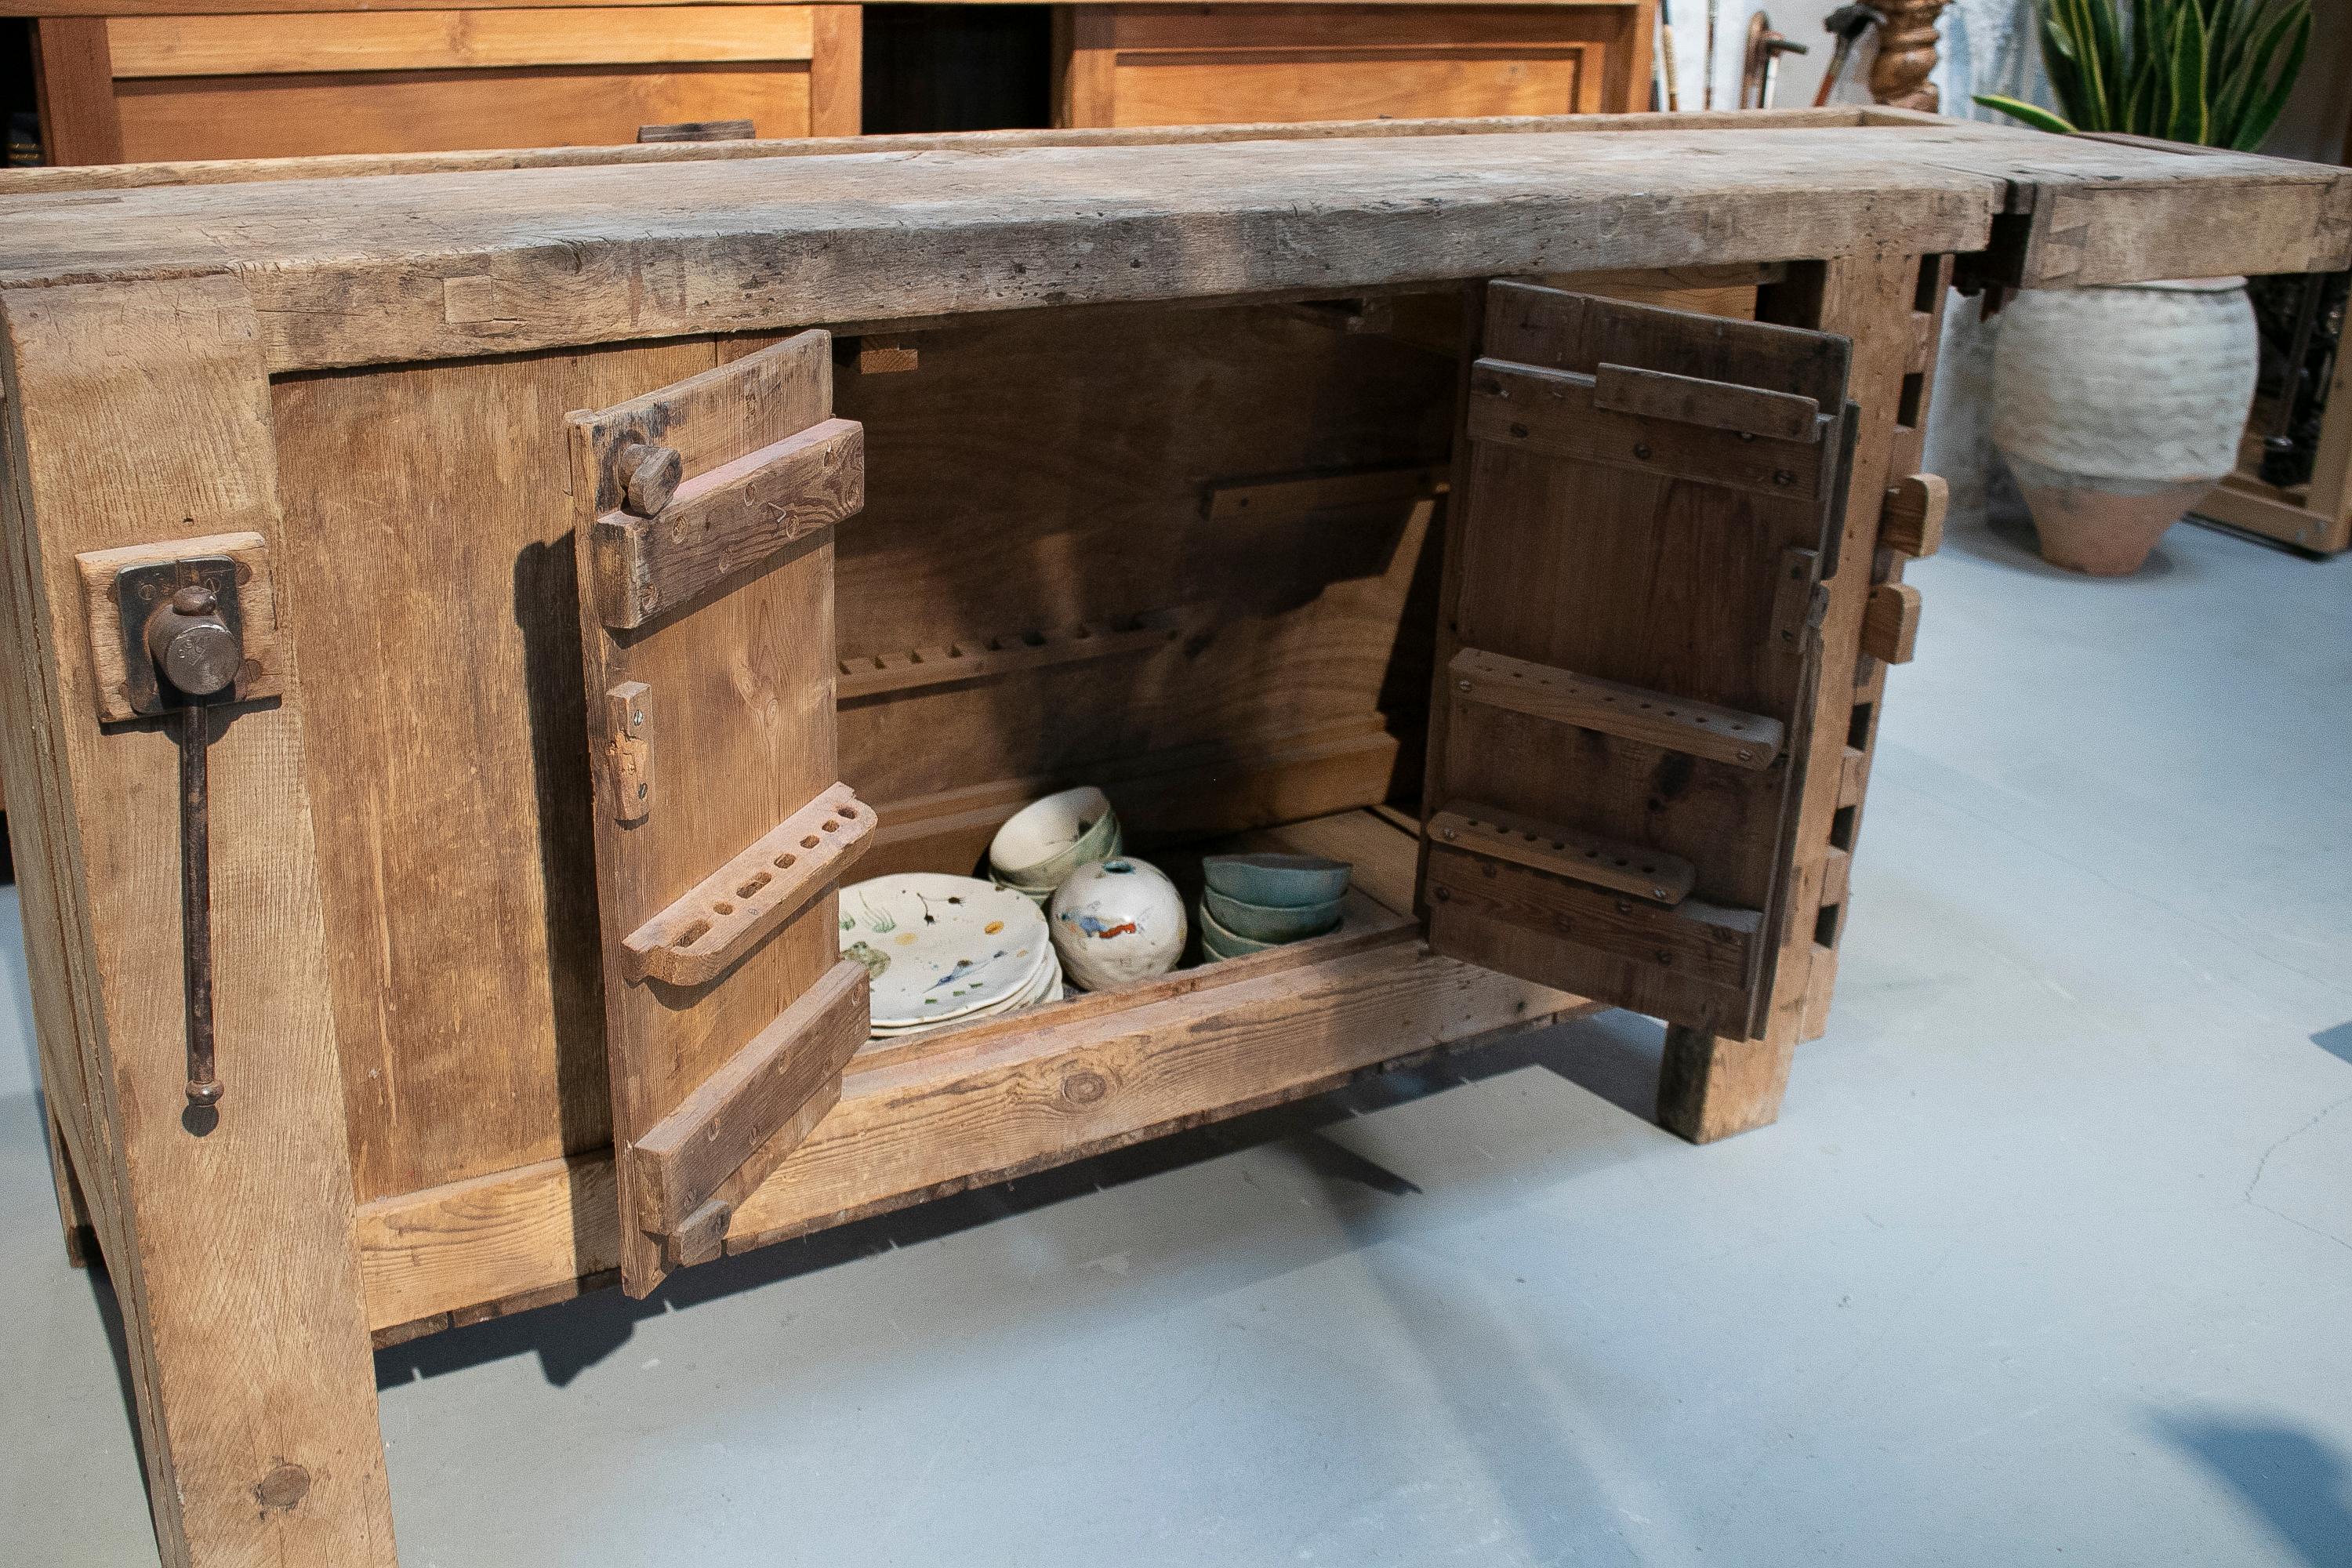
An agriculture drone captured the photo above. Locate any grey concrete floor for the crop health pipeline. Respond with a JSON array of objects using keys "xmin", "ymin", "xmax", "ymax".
[{"xmin": 4, "ymin": 509, "xmax": 2350, "ymax": 1567}]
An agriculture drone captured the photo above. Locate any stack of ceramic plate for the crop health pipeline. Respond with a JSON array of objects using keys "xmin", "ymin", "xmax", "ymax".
[
  {"xmin": 987, "ymin": 785, "xmax": 1123, "ymax": 904},
  {"xmin": 840, "ymin": 873, "xmax": 1060, "ymax": 1039},
  {"xmin": 1198, "ymin": 853, "xmax": 1352, "ymax": 960}
]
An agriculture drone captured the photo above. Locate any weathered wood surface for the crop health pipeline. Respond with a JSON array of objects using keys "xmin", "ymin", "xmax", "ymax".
[
  {"xmin": 0, "ymin": 277, "xmax": 397, "ymax": 1563},
  {"xmin": 569, "ymin": 329, "xmax": 854, "ymax": 1298},
  {"xmin": 6, "ymin": 116, "xmax": 2341, "ymax": 374},
  {"xmin": 358, "ymin": 927, "xmax": 1590, "ymax": 1334}
]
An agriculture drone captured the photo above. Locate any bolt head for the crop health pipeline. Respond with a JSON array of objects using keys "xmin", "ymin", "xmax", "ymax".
[
  {"xmin": 171, "ymin": 585, "xmax": 217, "ymax": 615},
  {"xmin": 160, "ymin": 622, "xmax": 242, "ymax": 697}
]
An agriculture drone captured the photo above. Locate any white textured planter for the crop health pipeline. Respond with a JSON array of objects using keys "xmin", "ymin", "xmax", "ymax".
[{"xmin": 1991, "ymin": 278, "xmax": 2259, "ymax": 575}]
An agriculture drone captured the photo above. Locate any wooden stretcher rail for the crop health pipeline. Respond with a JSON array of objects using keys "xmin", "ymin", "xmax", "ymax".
[
  {"xmin": 1425, "ymin": 803, "xmax": 1694, "ymax": 906},
  {"xmin": 619, "ymin": 782, "xmax": 871, "ymax": 985},
  {"xmin": 1448, "ymin": 647, "xmax": 1784, "ymax": 768},
  {"xmin": 838, "ymin": 606, "xmax": 1196, "ymax": 702}
]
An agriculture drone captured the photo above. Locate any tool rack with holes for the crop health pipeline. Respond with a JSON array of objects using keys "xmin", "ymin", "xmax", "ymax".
[{"xmin": 1, "ymin": 109, "xmax": 2345, "ymax": 1568}]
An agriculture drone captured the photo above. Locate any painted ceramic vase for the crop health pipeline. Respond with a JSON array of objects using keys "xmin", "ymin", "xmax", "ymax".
[{"xmin": 1048, "ymin": 857, "xmax": 1186, "ymax": 992}]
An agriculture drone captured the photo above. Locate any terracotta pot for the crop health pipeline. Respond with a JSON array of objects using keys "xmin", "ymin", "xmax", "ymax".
[{"xmin": 1991, "ymin": 278, "xmax": 2258, "ymax": 576}]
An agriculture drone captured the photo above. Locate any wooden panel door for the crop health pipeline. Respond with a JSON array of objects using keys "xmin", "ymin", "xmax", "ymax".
[
  {"xmin": 1421, "ymin": 281, "xmax": 1857, "ymax": 1044},
  {"xmin": 571, "ymin": 331, "xmax": 873, "ymax": 1298}
]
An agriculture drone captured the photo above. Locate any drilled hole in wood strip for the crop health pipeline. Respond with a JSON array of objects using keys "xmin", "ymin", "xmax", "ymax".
[
  {"xmin": 800, "ymin": 834, "xmax": 820, "ymax": 849},
  {"xmin": 822, "ymin": 819, "xmax": 839, "ymax": 832},
  {"xmin": 775, "ymin": 852, "xmax": 798, "ymax": 869},
  {"xmin": 713, "ymin": 901, "xmax": 734, "ymax": 915},
  {"xmin": 838, "ymin": 804, "xmax": 858, "ymax": 818},
  {"xmin": 671, "ymin": 920, "xmax": 710, "ymax": 949},
  {"xmin": 736, "ymin": 873, "xmax": 771, "ymax": 899}
]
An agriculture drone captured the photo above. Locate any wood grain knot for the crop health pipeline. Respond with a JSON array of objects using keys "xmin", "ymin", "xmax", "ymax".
[
  {"xmin": 254, "ymin": 1462, "xmax": 310, "ymax": 1512},
  {"xmin": 1062, "ymin": 1070, "xmax": 1109, "ymax": 1105}
]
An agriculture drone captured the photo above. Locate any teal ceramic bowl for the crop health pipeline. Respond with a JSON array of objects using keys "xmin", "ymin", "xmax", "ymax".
[
  {"xmin": 1197, "ymin": 902, "xmax": 1278, "ymax": 959},
  {"xmin": 1202, "ymin": 852, "xmax": 1352, "ymax": 908},
  {"xmin": 1202, "ymin": 887, "xmax": 1344, "ymax": 943}
]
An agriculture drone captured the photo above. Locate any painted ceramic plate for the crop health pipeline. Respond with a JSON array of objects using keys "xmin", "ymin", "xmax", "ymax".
[
  {"xmin": 866, "ymin": 942, "xmax": 1063, "ymax": 1037},
  {"xmin": 840, "ymin": 873, "xmax": 1049, "ymax": 1028}
]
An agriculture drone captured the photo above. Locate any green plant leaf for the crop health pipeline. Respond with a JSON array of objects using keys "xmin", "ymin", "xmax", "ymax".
[
  {"xmin": 2213, "ymin": 1, "xmax": 2304, "ymax": 146},
  {"xmin": 2082, "ymin": 0, "xmax": 2127, "ymax": 128},
  {"xmin": 2168, "ymin": 1, "xmax": 2210, "ymax": 143},
  {"xmin": 2232, "ymin": 9, "xmax": 2310, "ymax": 150},
  {"xmin": 1973, "ymin": 93, "xmax": 2082, "ymax": 136}
]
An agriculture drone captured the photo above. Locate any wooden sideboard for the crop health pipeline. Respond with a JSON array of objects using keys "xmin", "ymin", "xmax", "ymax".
[{"xmin": 16, "ymin": 0, "xmax": 1657, "ymax": 164}]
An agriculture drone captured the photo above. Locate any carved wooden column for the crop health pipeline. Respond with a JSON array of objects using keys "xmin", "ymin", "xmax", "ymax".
[{"xmin": 1871, "ymin": 0, "xmax": 1947, "ymax": 111}]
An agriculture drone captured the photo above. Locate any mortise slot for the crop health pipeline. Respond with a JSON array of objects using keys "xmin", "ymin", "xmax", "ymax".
[
  {"xmin": 1914, "ymin": 254, "xmax": 1944, "ymax": 314},
  {"xmin": 1426, "ymin": 804, "xmax": 1697, "ymax": 905},
  {"xmin": 622, "ymin": 782, "xmax": 875, "ymax": 987},
  {"xmin": 1831, "ymin": 804, "xmax": 1857, "ymax": 851},
  {"xmin": 1896, "ymin": 372, "xmax": 1925, "ymax": 430},
  {"xmin": 1814, "ymin": 901, "xmax": 1843, "ymax": 949},
  {"xmin": 1846, "ymin": 701, "xmax": 1875, "ymax": 751},
  {"xmin": 1450, "ymin": 647, "xmax": 1783, "ymax": 769}
]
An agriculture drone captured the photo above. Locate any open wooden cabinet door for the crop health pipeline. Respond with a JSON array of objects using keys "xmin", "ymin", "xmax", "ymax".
[
  {"xmin": 571, "ymin": 332, "xmax": 873, "ymax": 1298},
  {"xmin": 1421, "ymin": 282, "xmax": 1857, "ymax": 1044}
]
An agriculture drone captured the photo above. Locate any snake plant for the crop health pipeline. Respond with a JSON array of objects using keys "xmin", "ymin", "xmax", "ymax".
[{"xmin": 1975, "ymin": 0, "xmax": 2311, "ymax": 151}]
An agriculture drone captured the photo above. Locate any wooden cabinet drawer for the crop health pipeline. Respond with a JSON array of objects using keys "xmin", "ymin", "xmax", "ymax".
[{"xmin": 1058, "ymin": 2, "xmax": 1651, "ymax": 128}]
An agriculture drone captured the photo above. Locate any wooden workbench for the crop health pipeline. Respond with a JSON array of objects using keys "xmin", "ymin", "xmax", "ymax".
[{"xmin": 2, "ymin": 110, "xmax": 2344, "ymax": 1567}]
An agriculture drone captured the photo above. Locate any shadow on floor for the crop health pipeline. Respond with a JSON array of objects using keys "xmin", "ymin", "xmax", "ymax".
[
  {"xmin": 2313, "ymin": 1022, "xmax": 2352, "ymax": 1069},
  {"xmin": 373, "ymin": 1009, "xmax": 1669, "ymax": 1391},
  {"xmin": 2154, "ymin": 1410, "xmax": 2352, "ymax": 1567}
]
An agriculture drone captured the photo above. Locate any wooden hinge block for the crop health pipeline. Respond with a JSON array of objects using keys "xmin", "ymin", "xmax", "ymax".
[
  {"xmin": 839, "ymin": 336, "xmax": 920, "ymax": 375},
  {"xmin": 1860, "ymin": 582, "xmax": 1923, "ymax": 665},
  {"xmin": 621, "ymin": 782, "xmax": 873, "ymax": 986},
  {"xmin": 633, "ymin": 958, "xmax": 867, "ymax": 1241},
  {"xmin": 1592, "ymin": 361, "xmax": 1822, "ymax": 442},
  {"xmin": 1879, "ymin": 474, "xmax": 1947, "ymax": 559},
  {"xmin": 1836, "ymin": 745, "xmax": 1868, "ymax": 808},
  {"xmin": 590, "ymin": 416, "xmax": 863, "ymax": 629},
  {"xmin": 1766, "ymin": 546, "xmax": 1826, "ymax": 656},
  {"xmin": 604, "ymin": 681, "xmax": 652, "ymax": 822},
  {"xmin": 1818, "ymin": 844, "xmax": 1852, "ymax": 910},
  {"xmin": 1450, "ymin": 647, "xmax": 1784, "ymax": 770},
  {"xmin": 1426, "ymin": 804, "xmax": 1695, "ymax": 905}
]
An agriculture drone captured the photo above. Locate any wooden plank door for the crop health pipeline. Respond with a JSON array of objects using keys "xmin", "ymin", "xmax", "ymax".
[
  {"xmin": 1421, "ymin": 281, "xmax": 1857, "ymax": 1044},
  {"xmin": 571, "ymin": 331, "xmax": 873, "ymax": 1298}
]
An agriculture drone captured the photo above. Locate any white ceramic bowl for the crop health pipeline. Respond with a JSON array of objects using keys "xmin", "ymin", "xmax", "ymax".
[
  {"xmin": 1048, "ymin": 857, "xmax": 1186, "ymax": 992},
  {"xmin": 989, "ymin": 786, "xmax": 1120, "ymax": 893}
]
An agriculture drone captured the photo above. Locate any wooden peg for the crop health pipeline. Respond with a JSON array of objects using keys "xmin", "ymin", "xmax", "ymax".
[
  {"xmin": 1860, "ymin": 582, "xmax": 1922, "ymax": 664},
  {"xmin": 1879, "ymin": 474, "xmax": 1947, "ymax": 558}
]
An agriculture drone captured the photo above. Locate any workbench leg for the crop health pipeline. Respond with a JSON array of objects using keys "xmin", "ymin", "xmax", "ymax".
[
  {"xmin": 42, "ymin": 1099, "xmax": 97, "ymax": 1268},
  {"xmin": 1654, "ymin": 250, "xmax": 1947, "ymax": 1143},
  {"xmin": 0, "ymin": 279, "xmax": 397, "ymax": 1566}
]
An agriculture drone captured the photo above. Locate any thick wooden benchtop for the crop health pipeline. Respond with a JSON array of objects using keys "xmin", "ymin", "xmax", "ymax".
[{"xmin": 2, "ymin": 109, "xmax": 2347, "ymax": 373}]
